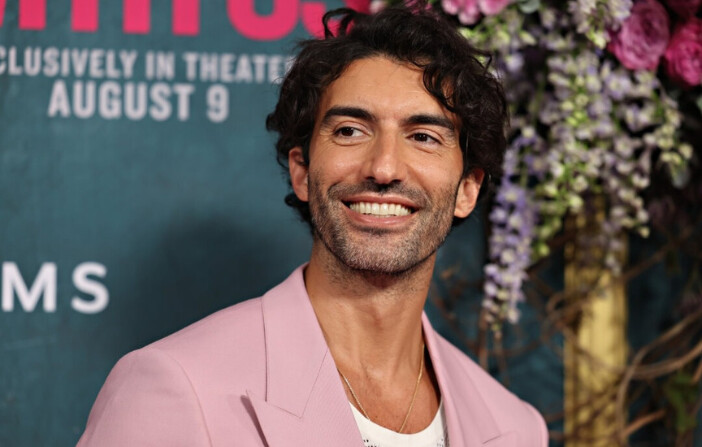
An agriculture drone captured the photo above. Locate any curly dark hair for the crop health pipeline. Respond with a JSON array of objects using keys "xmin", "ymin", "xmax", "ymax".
[{"xmin": 266, "ymin": 3, "xmax": 508, "ymax": 226}]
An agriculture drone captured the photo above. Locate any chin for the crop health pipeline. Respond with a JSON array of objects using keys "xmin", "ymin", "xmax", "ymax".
[{"xmin": 331, "ymin": 246, "xmax": 435, "ymax": 277}]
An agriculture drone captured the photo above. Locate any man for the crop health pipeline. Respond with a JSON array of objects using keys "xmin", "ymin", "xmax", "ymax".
[{"xmin": 78, "ymin": 5, "xmax": 547, "ymax": 447}]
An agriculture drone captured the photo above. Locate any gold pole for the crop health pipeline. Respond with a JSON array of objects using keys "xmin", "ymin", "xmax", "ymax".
[{"xmin": 564, "ymin": 200, "xmax": 628, "ymax": 447}]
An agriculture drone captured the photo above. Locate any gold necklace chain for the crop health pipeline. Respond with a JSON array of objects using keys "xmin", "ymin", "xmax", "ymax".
[{"xmin": 338, "ymin": 342, "xmax": 425, "ymax": 434}]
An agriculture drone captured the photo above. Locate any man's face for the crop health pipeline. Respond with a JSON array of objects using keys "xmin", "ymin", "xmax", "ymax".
[{"xmin": 289, "ymin": 56, "xmax": 482, "ymax": 275}]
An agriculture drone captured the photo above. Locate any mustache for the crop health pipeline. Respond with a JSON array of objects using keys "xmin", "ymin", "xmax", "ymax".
[{"xmin": 327, "ymin": 180, "xmax": 430, "ymax": 207}]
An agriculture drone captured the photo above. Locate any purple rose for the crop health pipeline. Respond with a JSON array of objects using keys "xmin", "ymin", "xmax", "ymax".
[
  {"xmin": 608, "ymin": 0, "xmax": 670, "ymax": 71},
  {"xmin": 664, "ymin": 18, "xmax": 702, "ymax": 87},
  {"xmin": 665, "ymin": 0, "xmax": 701, "ymax": 19}
]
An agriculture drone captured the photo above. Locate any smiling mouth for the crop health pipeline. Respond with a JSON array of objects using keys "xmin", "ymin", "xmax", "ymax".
[{"xmin": 346, "ymin": 201, "xmax": 415, "ymax": 217}]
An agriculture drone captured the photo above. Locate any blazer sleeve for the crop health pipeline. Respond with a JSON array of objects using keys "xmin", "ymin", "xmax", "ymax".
[{"xmin": 76, "ymin": 347, "xmax": 212, "ymax": 447}]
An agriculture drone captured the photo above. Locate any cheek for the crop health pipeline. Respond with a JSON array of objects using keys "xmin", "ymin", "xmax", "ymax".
[
  {"xmin": 411, "ymin": 157, "xmax": 463, "ymax": 192},
  {"xmin": 312, "ymin": 149, "xmax": 365, "ymax": 182}
]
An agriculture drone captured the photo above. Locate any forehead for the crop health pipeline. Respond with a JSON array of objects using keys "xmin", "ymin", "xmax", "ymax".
[{"xmin": 316, "ymin": 56, "xmax": 455, "ymax": 123}]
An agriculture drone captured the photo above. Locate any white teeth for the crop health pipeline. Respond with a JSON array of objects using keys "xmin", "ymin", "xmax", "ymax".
[{"xmin": 349, "ymin": 201, "xmax": 412, "ymax": 216}]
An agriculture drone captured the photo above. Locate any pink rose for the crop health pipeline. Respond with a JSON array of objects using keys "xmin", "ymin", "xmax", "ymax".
[
  {"xmin": 608, "ymin": 0, "xmax": 670, "ymax": 71},
  {"xmin": 664, "ymin": 0, "xmax": 701, "ymax": 19},
  {"xmin": 675, "ymin": 16, "xmax": 702, "ymax": 41},
  {"xmin": 442, "ymin": 0, "xmax": 480, "ymax": 24},
  {"xmin": 664, "ymin": 18, "xmax": 702, "ymax": 87},
  {"xmin": 441, "ymin": 0, "xmax": 509, "ymax": 25},
  {"xmin": 479, "ymin": 0, "xmax": 510, "ymax": 15}
]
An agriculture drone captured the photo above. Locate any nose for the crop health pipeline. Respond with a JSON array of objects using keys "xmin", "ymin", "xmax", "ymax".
[{"xmin": 362, "ymin": 132, "xmax": 407, "ymax": 185}]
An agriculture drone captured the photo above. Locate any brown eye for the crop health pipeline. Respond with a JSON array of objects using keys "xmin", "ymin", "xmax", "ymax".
[
  {"xmin": 336, "ymin": 127, "xmax": 359, "ymax": 137},
  {"xmin": 412, "ymin": 133, "xmax": 437, "ymax": 143}
]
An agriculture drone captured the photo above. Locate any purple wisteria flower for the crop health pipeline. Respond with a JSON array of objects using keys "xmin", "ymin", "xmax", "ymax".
[{"xmin": 483, "ymin": 145, "xmax": 536, "ymax": 326}]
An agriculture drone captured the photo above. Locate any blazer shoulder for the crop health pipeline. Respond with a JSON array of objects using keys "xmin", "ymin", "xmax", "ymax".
[
  {"xmin": 146, "ymin": 296, "xmax": 267, "ymax": 385},
  {"xmin": 77, "ymin": 347, "xmax": 213, "ymax": 446},
  {"xmin": 432, "ymin": 332, "xmax": 519, "ymax": 403},
  {"xmin": 79, "ymin": 297, "xmax": 269, "ymax": 446},
  {"xmin": 148, "ymin": 297, "xmax": 264, "ymax": 354},
  {"xmin": 432, "ymin": 332, "xmax": 548, "ymax": 446}
]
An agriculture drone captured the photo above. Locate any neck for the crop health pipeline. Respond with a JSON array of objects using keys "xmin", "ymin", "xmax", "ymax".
[{"xmin": 304, "ymin": 240, "xmax": 435, "ymax": 378}]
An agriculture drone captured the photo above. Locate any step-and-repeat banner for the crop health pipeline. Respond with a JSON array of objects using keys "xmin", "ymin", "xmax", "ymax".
[
  {"xmin": 0, "ymin": 2, "xmax": 555, "ymax": 445},
  {"xmin": 0, "ymin": 1, "xmax": 352, "ymax": 444}
]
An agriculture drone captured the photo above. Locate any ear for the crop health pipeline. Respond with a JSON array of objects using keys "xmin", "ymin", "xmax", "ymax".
[
  {"xmin": 454, "ymin": 168, "xmax": 485, "ymax": 218},
  {"xmin": 289, "ymin": 147, "xmax": 309, "ymax": 202}
]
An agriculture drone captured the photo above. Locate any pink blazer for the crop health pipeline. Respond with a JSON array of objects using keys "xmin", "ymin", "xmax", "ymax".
[{"xmin": 77, "ymin": 266, "xmax": 548, "ymax": 446}]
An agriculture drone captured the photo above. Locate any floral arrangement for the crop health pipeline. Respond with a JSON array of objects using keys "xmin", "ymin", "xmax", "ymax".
[{"xmin": 374, "ymin": 0, "xmax": 700, "ymax": 331}]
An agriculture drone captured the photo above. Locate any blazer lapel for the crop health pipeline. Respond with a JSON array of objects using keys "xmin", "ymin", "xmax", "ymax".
[
  {"xmin": 422, "ymin": 314, "xmax": 515, "ymax": 447},
  {"xmin": 247, "ymin": 267, "xmax": 362, "ymax": 447}
]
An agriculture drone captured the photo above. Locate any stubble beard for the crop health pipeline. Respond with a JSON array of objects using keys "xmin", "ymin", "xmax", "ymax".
[{"xmin": 308, "ymin": 176, "xmax": 459, "ymax": 277}]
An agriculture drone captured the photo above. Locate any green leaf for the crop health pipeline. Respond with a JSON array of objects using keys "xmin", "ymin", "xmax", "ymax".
[
  {"xmin": 696, "ymin": 95, "xmax": 702, "ymax": 115},
  {"xmin": 663, "ymin": 372, "xmax": 701, "ymax": 434},
  {"xmin": 518, "ymin": 0, "xmax": 540, "ymax": 14}
]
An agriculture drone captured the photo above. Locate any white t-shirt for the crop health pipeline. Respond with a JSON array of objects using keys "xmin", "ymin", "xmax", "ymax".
[{"xmin": 350, "ymin": 401, "xmax": 449, "ymax": 447}]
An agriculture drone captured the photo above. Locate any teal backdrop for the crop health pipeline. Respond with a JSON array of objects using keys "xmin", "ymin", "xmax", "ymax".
[{"xmin": 0, "ymin": 1, "xmax": 563, "ymax": 446}]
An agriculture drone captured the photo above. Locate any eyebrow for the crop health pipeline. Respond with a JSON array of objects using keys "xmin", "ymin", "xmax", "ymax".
[
  {"xmin": 403, "ymin": 114, "xmax": 455, "ymax": 132},
  {"xmin": 321, "ymin": 106, "xmax": 376, "ymax": 126},
  {"xmin": 321, "ymin": 106, "xmax": 455, "ymax": 132}
]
